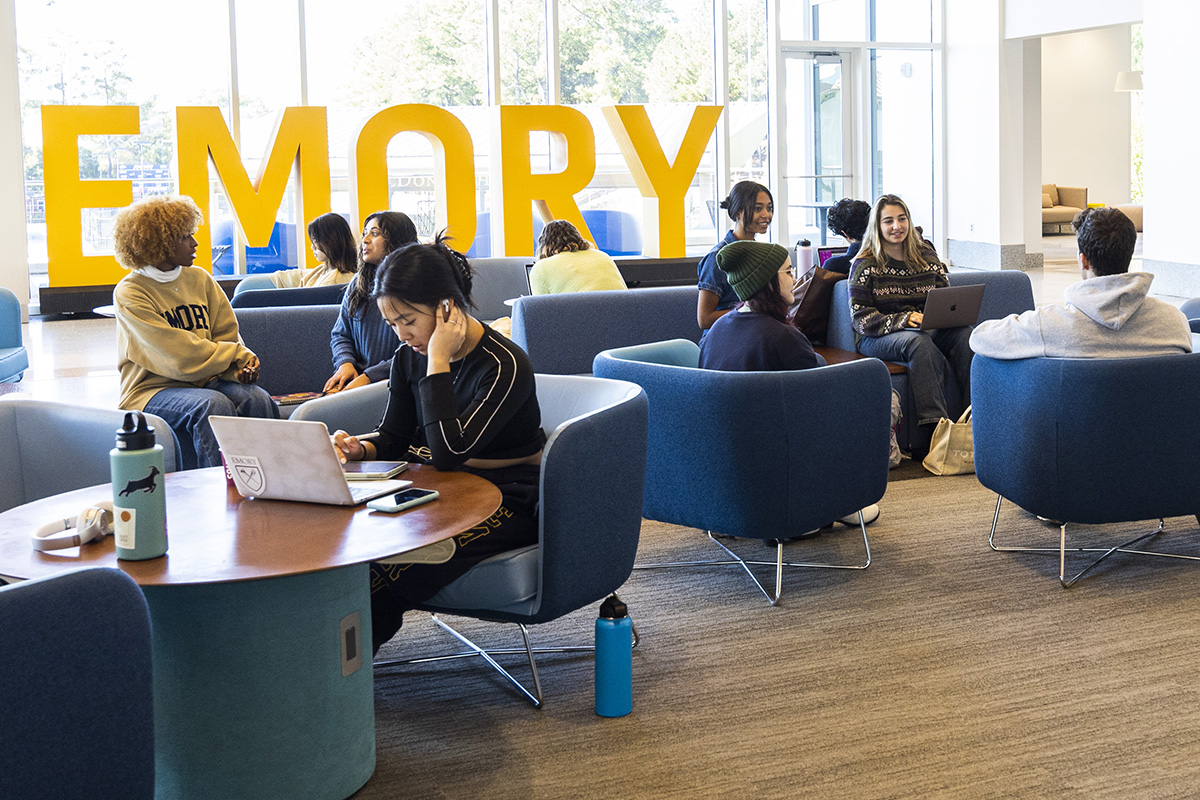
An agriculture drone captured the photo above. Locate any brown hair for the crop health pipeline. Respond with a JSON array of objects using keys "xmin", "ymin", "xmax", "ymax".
[{"xmin": 537, "ymin": 219, "xmax": 592, "ymax": 260}]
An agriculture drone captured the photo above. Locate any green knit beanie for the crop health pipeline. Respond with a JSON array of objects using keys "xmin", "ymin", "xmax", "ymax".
[{"xmin": 717, "ymin": 241, "xmax": 790, "ymax": 302}]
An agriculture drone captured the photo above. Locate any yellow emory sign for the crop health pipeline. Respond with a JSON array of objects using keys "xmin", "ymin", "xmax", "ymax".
[{"xmin": 41, "ymin": 103, "xmax": 723, "ymax": 287}]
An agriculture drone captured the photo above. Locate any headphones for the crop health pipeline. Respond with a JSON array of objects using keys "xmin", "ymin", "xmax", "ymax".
[{"xmin": 31, "ymin": 502, "xmax": 116, "ymax": 552}]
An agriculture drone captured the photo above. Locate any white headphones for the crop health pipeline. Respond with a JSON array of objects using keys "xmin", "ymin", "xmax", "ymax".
[{"xmin": 31, "ymin": 501, "xmax": 116, "ymax": 552}]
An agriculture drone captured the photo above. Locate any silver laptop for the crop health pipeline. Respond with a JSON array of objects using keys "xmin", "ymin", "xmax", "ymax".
[
  {"xmin": 208, "ymin": 416, "xmax": 410, "ymax": 506},
  {"xmin": 920, "ymin": 284, "xmax": 985, "ymax": 330}
]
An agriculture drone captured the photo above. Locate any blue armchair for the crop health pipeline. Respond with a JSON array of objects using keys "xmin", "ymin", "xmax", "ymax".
[
  {"xmin": 229, "ymin": 282, "xmax": 349, "ymax": 307},
  {"xmin": 0, "ymin": 286, "xmax": 29, "ymax": 383},
  {"xmin": 973, "ymin": 353, "xmax": 1200, "ymax": 587},
  {"xmin": 593, "ymin": 339, "xmax": 891, "ymax": 604},
  {"xmin": 0, "ymin": 567, "xmax": 154, "ymax": 799},
  {"xmin": 375, "ymin": 374, "xmax": 648, "ymax": 706},
  {"xmin": 0, "ymin": 398, "xmax": 181, "ymax": 511}
]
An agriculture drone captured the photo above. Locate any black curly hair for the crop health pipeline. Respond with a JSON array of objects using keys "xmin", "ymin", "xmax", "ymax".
[{"xmin": 826, "ymin": 198, "xmax": 871, "ymax": 241}]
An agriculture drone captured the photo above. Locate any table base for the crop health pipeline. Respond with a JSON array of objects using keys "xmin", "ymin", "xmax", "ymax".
[{"xmin": 143, "ymin": 565, "xmax": 375, "ymax": 800}]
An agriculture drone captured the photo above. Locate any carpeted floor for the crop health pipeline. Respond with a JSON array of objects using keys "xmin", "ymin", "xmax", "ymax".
[{"xmin": 357, "ymin": 471, "xmax": 1200, "ymax": 799}]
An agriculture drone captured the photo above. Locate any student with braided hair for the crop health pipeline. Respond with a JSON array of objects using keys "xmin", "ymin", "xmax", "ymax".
[{"xmin": 332, "ymin": 234, "xmax": 545, "ymax": 653}]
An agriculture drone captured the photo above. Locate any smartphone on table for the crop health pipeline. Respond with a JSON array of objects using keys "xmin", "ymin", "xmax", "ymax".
[{"xmin": 367, "ymin": 488, "xmax": 440, "ymax": 513}]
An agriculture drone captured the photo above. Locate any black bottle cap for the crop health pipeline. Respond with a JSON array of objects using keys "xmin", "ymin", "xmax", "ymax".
[
  {"xmin": 798, "ymin": 239, "xmax": 811, "ymax": 247},
  {"xmin": 115, "ymin": 411, "xmax": 156, "ymax": 451},
  {"xmin": 599, "ymin": 593, "xmax": 628, "ymax": 619}
]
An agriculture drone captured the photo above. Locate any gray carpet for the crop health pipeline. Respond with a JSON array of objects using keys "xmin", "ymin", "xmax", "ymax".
[{"xmin": 358, "ymin": 472, "xmax": 1200, "ymax": 799}]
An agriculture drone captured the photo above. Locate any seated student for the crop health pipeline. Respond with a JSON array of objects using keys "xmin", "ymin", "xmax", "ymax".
[
  {"xmin": 699, "ymin": 241, "xmax": 820, "ymax": 372},
  {"xmin": 325, "ymin": 211, "xmax": 419, "ymax": 393},
  {"xmin": 972, "ymin": 207, "xmax": 1191, "ymax": 358},
  {"xmin": 850, "ymin": 194, "xmax": 972, "ymax": 459},
  {"xmin": 269, "ymin": 213, "xmax": 358, "ymax": 289},
  {"xmin": 528, "ymin": 219, "xmax": 626, "ymax": 294},
  {"xmin": 331, "ymin": 236, "xmax": 544, "ymax": 654},
  {"xmin": 822, "ymin": 198, "xmax": 871, "ymax": 275},
  {"xmin": 697, "ymin": 180, "xmax": 774, "ymax": 342},
  {"xmin": 112, "ymin": 195, "xmax": 279, "ymax": 470},
  {"xmin": 699, "ymin": 240, "xmax": 879, "ymax": 526}
]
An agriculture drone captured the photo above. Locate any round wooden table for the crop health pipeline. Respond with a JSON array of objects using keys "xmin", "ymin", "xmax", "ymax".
[{"xmin": 0, "ymin": 465, "xmax": 501, "ymax": 800}]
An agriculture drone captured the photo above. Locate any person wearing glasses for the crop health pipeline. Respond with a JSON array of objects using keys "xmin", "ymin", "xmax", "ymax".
[{"xmin": 698, "ymin": 240, "xmax": 819, "ymax": 372}]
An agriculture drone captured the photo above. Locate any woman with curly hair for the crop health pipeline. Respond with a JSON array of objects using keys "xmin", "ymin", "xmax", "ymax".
[
  {"xmin": 527, "ymin": 219, "xmax": 625, "ymax": 294},
  {"xmin": 269, "ymin": 212, "xmax": 358, "ymax": 288},
  {"xmin": 332, "ymin": 235, "xmax": 544, "ymax": 653},
  {"xmin": 324, "ymin": 211, "xmax": 418, "ymax": 393},
  {"xmin": 849, "ymin": 194, "xmax": 972, "ymax": 458},
  {"xmin": 112, "ymin": 195, "xmax": 278, "ymax": 469}
]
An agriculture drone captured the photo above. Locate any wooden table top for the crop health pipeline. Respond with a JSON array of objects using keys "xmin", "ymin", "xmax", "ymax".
[
  {"xmin": 0, "ymin": 466, "xmax": 500, "ymax": 586},
  {"xmin": 814, "ymin": 345, "xmax": 908, "ymax": 375}
]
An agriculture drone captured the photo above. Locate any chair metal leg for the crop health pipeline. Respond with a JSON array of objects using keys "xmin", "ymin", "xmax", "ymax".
[
  {"xmin": 374, "ymin": 613, "xmax": 640, "ymax": 707},
  {"xmin": 988, "ymin": 494, "xmax": 1189, "ymax": 587},
  {"xmin": 634, "ymin": 513, "xmax": 871, "ymax": 605}
]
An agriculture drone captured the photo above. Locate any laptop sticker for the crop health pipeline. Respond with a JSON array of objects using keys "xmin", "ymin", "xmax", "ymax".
[{"xmin": 225, "ymin": 454, "xmax": 266, "ymax": 494}]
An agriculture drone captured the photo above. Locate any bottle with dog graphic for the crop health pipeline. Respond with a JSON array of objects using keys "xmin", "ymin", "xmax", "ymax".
[{"xmin": 111, "ymin": 411, "xmax": 168, "ymax": 560}]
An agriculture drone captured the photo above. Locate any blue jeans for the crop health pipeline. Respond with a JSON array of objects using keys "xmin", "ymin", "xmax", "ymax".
[
  {"xmin": 857, "ymin": 326, "xmax": 974, "ymax": 426},
  {"xmin": 144, "ymin": 379, "xmax": 279, "ymax": 470}
]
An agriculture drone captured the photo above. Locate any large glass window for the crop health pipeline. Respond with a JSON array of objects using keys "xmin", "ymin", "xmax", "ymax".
[
  {"xmin": 16, "ymin": 0, "xmax": 228, "ymax": 296},
  {"xmin": 13, "ymin": 0, "xmax": 940, "ymax": 293}
]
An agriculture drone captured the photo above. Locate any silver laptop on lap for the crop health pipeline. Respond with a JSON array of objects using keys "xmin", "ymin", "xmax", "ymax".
[
  {"xmin": 920, "ymin": 284, "xmax": 986, "ymax": 330},
  {"xmin": 208, "ymin": 416, "xmax": 410, "ymax": 506}
]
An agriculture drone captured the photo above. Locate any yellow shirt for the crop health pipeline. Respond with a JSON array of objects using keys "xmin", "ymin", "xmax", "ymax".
[
  {"xmin": 269, "ymin": 265, "xmax": 356, "ymax": 289},
  {"xmin": 528, "ymin": 248, "xmax": 626, "ymax": 295}
]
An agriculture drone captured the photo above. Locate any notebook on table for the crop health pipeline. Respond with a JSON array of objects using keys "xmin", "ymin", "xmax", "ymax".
[
  {"xmin": 920, "ymin": 284, "xmax": 986, "ymax": 330},
  {"xmin": 208, "ymin": 416, "xmax": 411, "ymax": 506}
]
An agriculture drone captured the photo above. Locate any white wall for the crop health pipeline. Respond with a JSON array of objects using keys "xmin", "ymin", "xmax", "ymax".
[
  {"xmin": 944, "ymin": 0, "xmax": 1002, "ymax": 244},
  {"xmin": 1041, "ymin": 26, "xmax": 1133, "ymax": 208},
  {"xmin": 1141, "ymin": 0, "xmax": 1193, "ymax": 276},
  {"xmin": 1006, "ymin": 0, "xmax": 1141, "ymax": 40},
  {"xmin": 0, "ymin": 0, "xmax": 29, "ymax": 311}
]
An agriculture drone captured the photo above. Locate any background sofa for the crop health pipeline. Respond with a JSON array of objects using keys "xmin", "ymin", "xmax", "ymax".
[
  {"xmin": 1042, "ymin": 184, "xmax": 1087, "ymax": 234},
  {"xmin": 234, "ymin": 304, "xmax": 340, "ymax": 397}
]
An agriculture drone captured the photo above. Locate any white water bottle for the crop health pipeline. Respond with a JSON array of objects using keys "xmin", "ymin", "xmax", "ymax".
[{"xmin": 795, "ymin": 239, "xmax": 814, "ymax": 275}]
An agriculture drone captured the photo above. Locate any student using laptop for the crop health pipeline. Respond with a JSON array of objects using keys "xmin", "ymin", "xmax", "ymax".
[
  {"xmin": 332, "ymin": 236, "xmax": 544, "ymax": 655},
  {"xmin": 849, "ymin": 194, "xmax": 973, "ymax": 459},
  {"xmin": 822, "ymin": 198, "xmax": 871, "ymax": 275}
]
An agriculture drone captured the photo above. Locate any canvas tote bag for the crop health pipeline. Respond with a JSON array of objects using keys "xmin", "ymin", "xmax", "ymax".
[{"xmin": 921, "ymin": 406, "xmax": 974, "ymax": 475}]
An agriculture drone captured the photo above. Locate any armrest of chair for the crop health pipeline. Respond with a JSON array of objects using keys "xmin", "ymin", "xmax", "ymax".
[
  {"xmin": 1057, "ymin": 186, "xmax": 1087, "ymax": 209},
  {"xmin": 289, "ymin": 380, "xmax": 390, "ymax": 436}
]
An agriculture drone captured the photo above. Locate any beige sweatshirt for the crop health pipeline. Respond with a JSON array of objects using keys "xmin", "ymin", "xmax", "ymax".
[{"xmin": 115, "ymin": 267, "xmax": 257, "ymax": 410}]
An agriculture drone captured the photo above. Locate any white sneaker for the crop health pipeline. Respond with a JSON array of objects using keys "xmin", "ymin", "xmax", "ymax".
[{"xmin": 838, "ymin": 504, "xmax": 880, "ymax": 526}]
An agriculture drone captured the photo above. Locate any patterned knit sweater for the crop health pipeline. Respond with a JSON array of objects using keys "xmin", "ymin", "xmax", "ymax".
[{"xmin": 848, "ymin": 251, "xmax": 949, "ymax": 341}]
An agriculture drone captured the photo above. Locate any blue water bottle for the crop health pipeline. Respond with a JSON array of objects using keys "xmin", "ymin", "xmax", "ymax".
[
  {"xmin": 595, "ymin": 594, "xmax": 633, "ymax": 717},
  {"xmin": 110, "ymin": 411, "xmax": 168, "ymax": 561}
]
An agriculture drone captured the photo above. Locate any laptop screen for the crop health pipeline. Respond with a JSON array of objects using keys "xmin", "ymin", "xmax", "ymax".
[
  {"xmin": 817, "ymin": 246, "xmax": 848, "ymax": 267},
  {"xmin": 523, "ymin": 263, "xmax": 535, "ymax": 294}
]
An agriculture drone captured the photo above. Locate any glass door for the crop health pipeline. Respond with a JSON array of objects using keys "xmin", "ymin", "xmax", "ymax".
[{"xmin": 780, "ymin": 50, "xmax": 853, "ymax": 248}]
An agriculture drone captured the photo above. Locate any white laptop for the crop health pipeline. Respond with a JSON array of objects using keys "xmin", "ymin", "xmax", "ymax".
[{"xmin": 208, "ymin": 416, "xmax": 411, "ymax": 506}]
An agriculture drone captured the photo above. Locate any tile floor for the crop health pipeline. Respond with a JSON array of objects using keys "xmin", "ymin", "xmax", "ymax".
[{"xmin": 9, "ymin": 235, "xmax": 1181, "ymax": 408}]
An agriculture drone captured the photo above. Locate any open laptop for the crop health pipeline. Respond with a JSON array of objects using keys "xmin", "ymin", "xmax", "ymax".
[
  {"xmin": 208, "ymin": 416, "xmax": 411, "ymax": 506},
  {"xmin": 523, "ymin": 263, "xmax": 536, "ymax": 294},
  {"xmin": 920, "ymin": 284, "xmax": 986, "ymax": 330},
  {"xmin": 817, "ymin": 245, "xmax": 848, "ymax": 267}
]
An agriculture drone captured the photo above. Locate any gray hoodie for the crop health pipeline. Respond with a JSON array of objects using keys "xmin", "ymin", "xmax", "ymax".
[{"xmin": 970, "ymin": 272, "xmax": 1192, "ymax": 359}]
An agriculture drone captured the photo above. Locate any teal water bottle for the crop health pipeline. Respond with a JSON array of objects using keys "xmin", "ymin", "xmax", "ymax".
[
  {"xmin": 110, "ymin": 411, "xmax": 168, "ymax": 561},
  {"xmin": 595, "ymin": 594, "xmax": 633, "ymax": 717}
]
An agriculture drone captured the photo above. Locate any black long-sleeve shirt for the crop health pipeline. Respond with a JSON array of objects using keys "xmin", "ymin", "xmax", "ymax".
[{"xmin": 372, "ymin": 326, "xmax": 544, "ymax": 469}]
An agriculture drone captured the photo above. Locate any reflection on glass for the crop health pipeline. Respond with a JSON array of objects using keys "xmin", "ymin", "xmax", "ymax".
[
  {"xmin": 727, "ymin": 0, "xmax": 769, "ymax": 239},
  {"xmin": 871, "ymin": 50, "xmax": 933, "ymax": 238}
]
